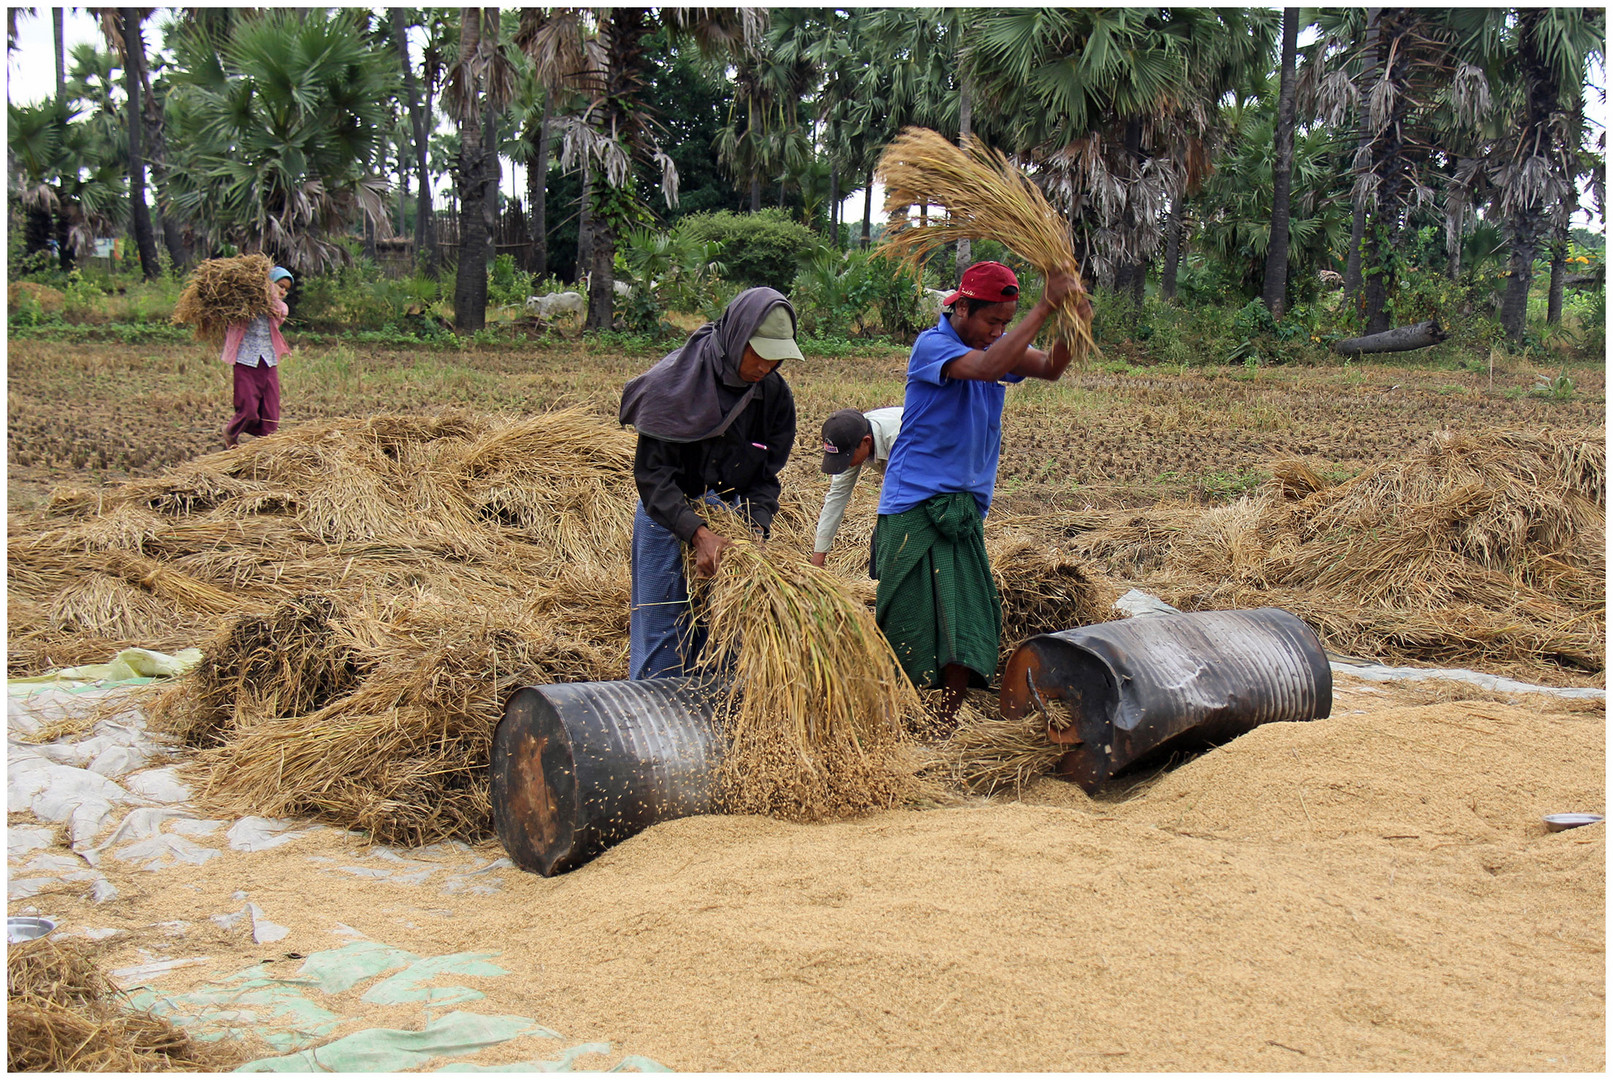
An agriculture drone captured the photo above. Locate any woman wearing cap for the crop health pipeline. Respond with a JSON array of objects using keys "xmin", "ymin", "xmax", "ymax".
[
  {"xmin": 619, "ymin": 286, "xmax": 801, "ymax": 680},
  {"xmin": 874, "ymin": 261, "xmax": 1084, "ymax": 716},
  {"xmin": 222, "ymin": 265, "xmax": 294, "ymax": 449}
]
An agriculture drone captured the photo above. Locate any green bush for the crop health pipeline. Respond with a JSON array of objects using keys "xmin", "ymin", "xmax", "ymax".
[
  {"xmin": 675, "ymin": 209, "xmax": 821, "ymax": 292},
  {"xmin": 488, "ymin": 253, "xmax": 534, "ymax": 307},
  {"xmin": 790, "ymin": 249, "xmax": 928, "ymax": 340}
]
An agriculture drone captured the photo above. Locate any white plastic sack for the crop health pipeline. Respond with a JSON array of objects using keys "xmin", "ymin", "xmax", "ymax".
[
  {"xmin": 227, "ymin": 816, "xmax": 317, "ymax": 853},
  {"xmin": 123, "ymin": 766, "xmax": 191, "ymax": 804},
  {"xmin": 113, "ymin": 834, "xmax": 221, "ymax": 871}
]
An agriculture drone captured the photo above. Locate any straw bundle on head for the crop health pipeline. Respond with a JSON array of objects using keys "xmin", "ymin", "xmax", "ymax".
[
  {"xmin": 7, "ymin": 935, "xmax": 243, "ymax": 1072},
  {"xmin": 171, "ymin": 254, "xmax": 275, "ymax": 345},
  {"xmin": 875, "ymin": 126, "xmax": 1096, "ymax": 361},
  {"xmin": 690, "ymin": 503, "xmax": 923, "ymax": 820}
]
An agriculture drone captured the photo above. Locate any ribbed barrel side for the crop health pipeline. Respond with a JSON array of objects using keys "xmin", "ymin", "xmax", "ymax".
[{"xmin": 492, "ymin": 678, "xmax": 722, "ymax": 876}]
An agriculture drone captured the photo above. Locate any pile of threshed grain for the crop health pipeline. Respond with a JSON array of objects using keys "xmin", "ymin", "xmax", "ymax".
[
  {"xmin": 1074, "ymin": 428, "xmax": 1606, "ymax": 680},
  {"xmin": 7, "ymin": 935, "xmax": 243, "ymax": 1072},
  {"xmin": 170, "ymin": 254, "xmax": 276, "ymax": 345},
  {"xmin": 875, "ymin": 126, "xmax": 1096, "ymax": 362},
  {"xmin": 688, "ymin": 503, "xmax": 925, "ymax": 819}
]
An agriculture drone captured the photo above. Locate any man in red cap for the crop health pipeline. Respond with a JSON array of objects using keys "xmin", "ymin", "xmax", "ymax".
[{"xmin": 874, "ymin": 260, "xmax": 1087, "ymax": 719}]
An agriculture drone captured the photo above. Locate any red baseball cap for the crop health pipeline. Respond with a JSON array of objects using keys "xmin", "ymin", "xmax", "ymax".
[{"xmin": 943, "ymin": 261, "xmax": 1020, "ymax": 306}]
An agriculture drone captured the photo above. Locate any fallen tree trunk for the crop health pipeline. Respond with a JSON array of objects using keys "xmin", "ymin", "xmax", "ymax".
[{"xmin": 1332, "ymin": 319, "xmax": 1448, "ymax": 356}]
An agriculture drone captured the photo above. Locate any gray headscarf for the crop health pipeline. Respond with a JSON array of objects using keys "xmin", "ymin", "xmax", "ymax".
[{"xmin": 618, "ymin": 287, "xmax": 796, "ymax": 443}]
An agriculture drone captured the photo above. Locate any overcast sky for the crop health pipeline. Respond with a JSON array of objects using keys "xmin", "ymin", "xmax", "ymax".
[{"xmin": 7, "ymin": 8, "xmax": 1603, "ymax": 231}]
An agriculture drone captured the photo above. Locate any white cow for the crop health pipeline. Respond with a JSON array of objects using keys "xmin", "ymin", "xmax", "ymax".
[{"xmin": 524, "ymin": 291, "xmax": 586, "ymax": 321}]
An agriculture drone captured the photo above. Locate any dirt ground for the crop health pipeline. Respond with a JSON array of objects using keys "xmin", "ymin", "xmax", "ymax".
[
  {"xmin": 13, "ymin": 675, "xmax": 1603, "ymax": 1072},
  {"xmin": 7, "ymin": 336, "xmax": 1604, "ymax": 514}
]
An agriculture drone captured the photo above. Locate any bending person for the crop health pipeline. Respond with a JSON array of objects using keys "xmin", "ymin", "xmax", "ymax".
[
  {"xmin": 874, "ymin": 261, "xmax": 1083, "ymax": 715},
  {"xmin": 619, "ymin": 287, "xmax": 801, "ymax": 680},
  {"xmin": 811, "ymin": 406, "xmax": 903, "ymax": 573}
]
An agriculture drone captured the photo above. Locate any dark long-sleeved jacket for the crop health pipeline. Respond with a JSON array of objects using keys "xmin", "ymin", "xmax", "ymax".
[{"xmin": 632, "ymin": 371, "xmax": 795, "ymax": 543}]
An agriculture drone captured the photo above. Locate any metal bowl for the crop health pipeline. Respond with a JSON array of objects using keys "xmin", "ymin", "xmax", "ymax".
[
  {"xmin": 6, "ymin": 917, "xmax": 58, "ymax": 944},
  {"xmin": 1543, "ymin": 813, "xmax": 1604, "ymax": 833}
]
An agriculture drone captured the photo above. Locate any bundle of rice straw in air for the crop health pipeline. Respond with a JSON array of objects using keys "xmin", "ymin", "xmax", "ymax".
[
  {"xmin": 874, "ymin": 126, "xmax": 1096, "ymax": 362},
  {"xmin": 171, "ymin": 253, "xmax": 275, "ymax": 345},
  {"xmin": 691, "ymin": 503, "xmax": 923, "ymax": 819},
  {"xmin": 7, "ymin": 935, "xmax": 244, "ymax": 1071}
]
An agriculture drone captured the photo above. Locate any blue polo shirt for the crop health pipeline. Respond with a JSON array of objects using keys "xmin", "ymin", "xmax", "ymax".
[{"xmin": 878, "ymin": 315, "xmax": 1024, "ymax": 518}]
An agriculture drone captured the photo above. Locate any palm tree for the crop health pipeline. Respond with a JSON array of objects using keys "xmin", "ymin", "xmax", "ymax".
[
  {"xmin": 446, "ymin": 7, "xmax": 516, "ymax": 332},
  {"xmin": 164, "ymin": 9, "xmax": 395, "ymax": 272},
  {"xmin": 391, "ymin": 7, "xmax": 438, "ymax": 276},
  {"xmin": 1315, "ymin": 10, "xmax": 1484, "ymax": 334},
  {"xmin": 1483, "ymin": 9, "xmax": 1603, "ymax": 342},
  {"xmin": 519, "ymin": 8, "xmax": 761, "ymax": 332},
  {"xmin": 107, "ymin": 9, "xmax": 160, "ymax": 278},
  {"xmin": 967, "ymin": 8, "xmax": 1276, "ymax": 304},
  {"xmin": 718, "ymin": 9, "xmax": 816, "ymax": 214},
  {"xmin": 1261, "ymin": 8, "xmax": 1302, "ymax": 316},
  {"xmin": 1197, "ymin": 100, "xmax": 1353, "ymax": 298}
]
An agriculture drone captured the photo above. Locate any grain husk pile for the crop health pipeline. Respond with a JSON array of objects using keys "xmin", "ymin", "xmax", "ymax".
[
  {"xmin": 7, "ymin": 935, "xmax": 243, "ymax": 1072},
  {"xmin": 170, "ymin": 254, "xmax": 276, "ymax": 345}
]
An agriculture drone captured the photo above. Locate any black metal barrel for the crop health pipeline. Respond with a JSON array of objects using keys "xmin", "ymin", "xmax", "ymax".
[
  {"xmin": 492, "ymin": 678, "xmax": 722, "ymax": 876},
  {"xmin": 1000, "ymin": 608, "xmax": 1332, "ymax": 792}
]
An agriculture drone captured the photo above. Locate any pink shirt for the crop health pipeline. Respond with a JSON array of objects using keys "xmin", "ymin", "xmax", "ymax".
[{"xmin": 221, "ymin": 297, "xmax": 290, "ymax": 366}]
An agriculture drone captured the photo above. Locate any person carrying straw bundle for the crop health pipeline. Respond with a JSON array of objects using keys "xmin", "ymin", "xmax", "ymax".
[
  {"xmin": 619, "ymin": 287, "xmax": 802, "ymax": 680},
  {"xmin": 874, "ymin": 260, "xmax": 1088, "ymax": 717},
  {"xmin": 222, "ymin": 265, "xmax": 294, "ymax": 449}
]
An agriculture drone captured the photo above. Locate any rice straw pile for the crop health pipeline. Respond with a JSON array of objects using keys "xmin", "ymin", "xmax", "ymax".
[
  {"xmin": 874, "ymin": 126, "xmax": 1096, "ymax": 361},
  {"xmin": 1074, "ymin": 428, "xmax": 1606, "ymax": 680},
  {"xmin": 9, "ymin": 408, "xmax": 639, "ymax": 845},
  {"xmin": 170, "ymin": 254, "xmax": 276, "ymax": 345},
  {"xmin": 8, "ymin": 413, "xmax": 1601, "ymax": 845},
  {"xmin": 690, "ymin": 503, "xmax": 924, "ymax": 819},
  {"xmin": 985, "ymin": 521, "xmax": 1117, "ymax": 661},
  {"xmin": 7, "ymin": 935, "xmax": 244, "ymax": 1072}
]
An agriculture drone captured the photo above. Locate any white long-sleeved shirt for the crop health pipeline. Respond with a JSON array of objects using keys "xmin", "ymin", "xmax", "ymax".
[{"xmin": 813, "ymin": 407, "xmax": 903, "ymax": 554}]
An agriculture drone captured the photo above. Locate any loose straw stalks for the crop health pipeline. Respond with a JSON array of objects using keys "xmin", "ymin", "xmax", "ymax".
[
  {"xmin": 875, "ymin": 126, "xmax": 1096, "ymax": 362},
  {"xmin": 7, "ymin": 935, "xmax": 244, "ymax": 1072},
  {"xmin": 690, "ymin": 502, "xmax": 923, "ymax": 819}
]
